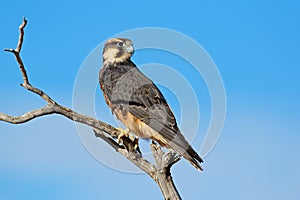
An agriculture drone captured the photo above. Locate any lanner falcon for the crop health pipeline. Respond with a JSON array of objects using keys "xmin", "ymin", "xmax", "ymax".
[{"xmin": 99, "ymin": 38, "xmax": 203, "ymax": 171}]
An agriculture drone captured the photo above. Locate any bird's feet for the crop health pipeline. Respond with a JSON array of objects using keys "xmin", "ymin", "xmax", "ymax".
[
  {"xmin": 116, "ymin": 128, "xmax": 140, "ymax": 153},
  {"xmin": 116, "ymin": 127, "xmax": 130, "ymax": 144}
]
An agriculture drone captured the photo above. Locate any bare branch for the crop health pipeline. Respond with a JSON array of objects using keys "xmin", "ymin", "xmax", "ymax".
[
  {"xmin": 93, "ymin": 129, "xmax": 156, "ymax": 179},
  {"xmin": 151, "ymin": 144, "xmax": 182, "ymax": 200},
  {"xmin": 4, "ymin": 17, "xmax": 29, "ymax": 85},
  {"xmin": 16, "ymin": 17, "xmax": 28, "ymax": 53},
  {"xmin": 0, "ymin": 18, "xmax": 184, "ymax": 200},
  {"xmin": 0, "ymin": 105, "xmax": 55, "ymax": 124},
  {"xmin": 162, "ymin": 150, "xmax": 181, "ymax": 170}
]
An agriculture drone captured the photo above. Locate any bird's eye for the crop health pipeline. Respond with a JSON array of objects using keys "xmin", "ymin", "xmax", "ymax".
[{"xmin": 116, "ymin": 41, "xmax": 125, "ymax": 47}]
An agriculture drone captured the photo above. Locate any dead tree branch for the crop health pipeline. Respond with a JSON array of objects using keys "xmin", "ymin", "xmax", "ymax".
[{"xmin": 0, "ymin": 18, "xmax": 182, "ymax": 200}]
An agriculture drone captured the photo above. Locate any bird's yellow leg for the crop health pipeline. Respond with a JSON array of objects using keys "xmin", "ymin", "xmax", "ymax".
[
  {"xmin": 116, "ymin": 128, "xmax": 130, "ymax": 144},
  {"xmin": 127, "ymin": 133, "xmax": 139, "ymax": 150},
  {"xmin": 131, "ymin": 136, "xmax": 139, "ymax": 150},
  {"xmin": 116, "ymin": 128, "xmax": 140, "ymax": 152}
]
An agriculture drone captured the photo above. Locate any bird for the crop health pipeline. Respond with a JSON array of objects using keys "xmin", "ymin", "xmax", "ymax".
[{"xmin": 99, "ymin": 38, "xmax": 203, "ymax": 171}]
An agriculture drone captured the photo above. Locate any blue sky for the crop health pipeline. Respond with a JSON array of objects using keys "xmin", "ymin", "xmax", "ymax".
[{"xmin": 0, "ymin": 1, "xmax": 299, "ymax": 200}]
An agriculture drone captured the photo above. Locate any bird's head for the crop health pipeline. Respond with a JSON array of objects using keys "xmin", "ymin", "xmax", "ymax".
[{"xmin": 102, "ymin": 38, "xmax": 134, "ymax": 64}]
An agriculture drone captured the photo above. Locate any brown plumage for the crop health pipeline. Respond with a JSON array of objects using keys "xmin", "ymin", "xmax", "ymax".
[{"xmin": 99, "ymin": 38, "xmax": 203, "ymax": 171}]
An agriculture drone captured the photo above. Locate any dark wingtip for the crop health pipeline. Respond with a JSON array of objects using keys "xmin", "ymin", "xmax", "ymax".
[
  {"xmin": 190, "ymin": 158, "xmax": 203, "ymax": 171},
  {"xmin": 187, "ymin": 146, "xmax": 204, "ymax": 171}
]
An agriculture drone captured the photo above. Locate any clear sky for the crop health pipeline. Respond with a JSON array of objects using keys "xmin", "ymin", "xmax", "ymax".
[{"xmin": 0, "ymin": 1, "xmax": 299, "ymax": 200}]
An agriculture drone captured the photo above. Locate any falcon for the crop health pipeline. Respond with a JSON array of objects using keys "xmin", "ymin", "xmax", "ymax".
[{"xmin": 99, "ymin": 38, "xmax": 203, "ymax": 171}]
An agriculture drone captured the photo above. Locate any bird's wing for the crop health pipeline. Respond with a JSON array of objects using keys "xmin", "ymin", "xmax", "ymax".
[
  {"xmin": 101, "ymin": 62, "xmax": 203, "ymax": 170},
  {"xmin": 108, "ymin": 64, "xmax": 184, "ymax": 143},
  {"xmin": 130, "ymin": 83, "xmax": 179, "ymax": 137}
]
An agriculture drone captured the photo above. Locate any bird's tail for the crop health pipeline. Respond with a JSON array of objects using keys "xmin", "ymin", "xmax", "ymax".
[
  {"xmin": 184, "ymin": 146, "xmax": 203, "ymax": 171},
  {"xmin": 168, "ymin": 132, "xmax": 203, "ymax": 171}
]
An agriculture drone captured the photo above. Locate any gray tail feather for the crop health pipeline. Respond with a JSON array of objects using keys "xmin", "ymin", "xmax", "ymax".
[
  {"xmin": 167, "ymin": 131, "xmax": 204, "ymax": 171},
  {"xmin": 184, "ymin": 146, "xmax": 203, "ymax": 171},
  {"xmin": 169, "ymin": 140, "xmax": 203, "ymax": 171}
]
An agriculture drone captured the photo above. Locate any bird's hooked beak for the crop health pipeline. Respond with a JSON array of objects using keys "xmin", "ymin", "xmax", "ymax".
[{"xmin": 126, "ymin": 44, "xmax": 134, "ymax": 54}]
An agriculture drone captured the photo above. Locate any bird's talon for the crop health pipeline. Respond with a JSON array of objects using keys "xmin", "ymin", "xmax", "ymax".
[
  {"xmin": 133, "ymin": 137, "xmax": 139, "ymax": 149},
  {"xmin": 128, "ymin": 134, "xmax": 135, "ymax": 141},
  {"xmin": 116, "ymin": 128, "xmax": 130, "ymax": 144}
]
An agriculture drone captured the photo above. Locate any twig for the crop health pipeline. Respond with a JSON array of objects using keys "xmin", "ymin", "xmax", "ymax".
[
  {"xmin": 4, "ymin": 17, "xmax": 29, "ymax": 85},
  {"xmin": 16, "ymin": 17, "xmax": 27, "ymax": 53}
]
